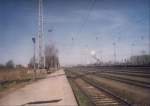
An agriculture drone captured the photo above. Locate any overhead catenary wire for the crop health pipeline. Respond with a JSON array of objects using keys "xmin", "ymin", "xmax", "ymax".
[
  {"xmin": 76, "ymin": 0, "xmax": 97, "ymax": 64},
  {"xmin": 69, "ymin": 0, "xmax": 96, "ymax": 59},
  {"xmin": 76, "ymin": 0, "xmax": 96, "ymax": 38}
]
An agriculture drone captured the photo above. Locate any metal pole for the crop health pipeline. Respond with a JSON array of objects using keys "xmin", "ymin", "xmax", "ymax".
[
  {"xmin": 32, "ymin": 37, "xmax": 36, "ymax": 80},
  {"xmin": 131, "ymin": 43, "xmax": 135, "ymax": 57},
  {"xmin": 113, "ymin": 42, "xmax": 116, "ymax": 64},
  {"xmin": 34, "ymin": 41, "xmax": 36, "ymax": 80},
  {"xmin": 38, "ymin": 0, "xmax": 45, "ymax": 69}
]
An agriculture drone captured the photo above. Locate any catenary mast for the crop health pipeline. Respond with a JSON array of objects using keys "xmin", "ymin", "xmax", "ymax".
[{"xmin": 38, "ymin": 0, "xmax": 45, "ymax": 68}]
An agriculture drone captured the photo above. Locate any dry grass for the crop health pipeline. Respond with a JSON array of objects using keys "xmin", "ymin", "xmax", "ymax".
[
  {"xmin": 0, "ymin": 68, "xmax": 47, "ymax": 81},
  {"xmin": 68, "ymin": 79, "xmax": 93, "ymax": 106},
  {"xmin": 0, "ymin": 68, "xmax": 47, "ymax": 97}
]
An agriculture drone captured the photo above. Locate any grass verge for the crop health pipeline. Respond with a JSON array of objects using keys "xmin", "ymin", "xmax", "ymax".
[{"xmin": 68, "ymin": 78, "xmax": 93, "ymax": 106}]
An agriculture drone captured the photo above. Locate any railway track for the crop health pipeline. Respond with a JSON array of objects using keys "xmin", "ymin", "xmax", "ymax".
[
  {"xmin": 94, "ymin": 73, "xmax": 150, "ymax": 89},
  {"xmin": 99, "ymin": 71, "xmax": 150, "ymax": 78},
  {"xmin": 74, "ymin": 69, "xmax": 150, "ymax": 89},
  {"xmin": 68, "ymin": 71, "xmax": 131, "ymax": 106}
]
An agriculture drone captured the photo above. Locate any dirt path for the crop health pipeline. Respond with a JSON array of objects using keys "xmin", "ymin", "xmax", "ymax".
[{"xmin": 0, "ymin": 69, "xmax": 78, "ymax": 106}]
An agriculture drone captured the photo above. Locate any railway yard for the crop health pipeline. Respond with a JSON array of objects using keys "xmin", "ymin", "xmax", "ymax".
[{"xmin": 65, "ymin": 66, "xmax": 150, "ymax": 106}]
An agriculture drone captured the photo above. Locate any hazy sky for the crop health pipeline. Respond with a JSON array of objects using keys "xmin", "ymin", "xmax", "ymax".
[{"xmin": 0, "ymin": 0, "xmax": 149, "ymax": 66}]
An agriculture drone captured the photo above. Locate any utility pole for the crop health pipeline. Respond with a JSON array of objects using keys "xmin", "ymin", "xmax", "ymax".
[
  {"xmin": 113, "ymin": 42, "xmax": 116, "ymax": 64},
  {"xmin": 149, "ymin": 33, "xmax": 150, "ymax": 56},
  {"xmin": 38, "ymin": 0, "xmax": 45, "ymax": 69},
  {"xmin": 32, "ymin": 37, "xmax": 36, "ymax": 80},
  {"xmin": 131, "ymin": 43, "xmax": 135, "ymax": 56}
]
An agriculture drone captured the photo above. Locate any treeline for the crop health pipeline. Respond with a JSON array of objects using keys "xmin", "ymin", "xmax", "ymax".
[
  {"xmin": 45, "ymin": 44, "xmax": 60, "ymax": 69},
  {"xmin": 129, "ymin": 54, "xmax": 150, "ymax": 65},
  {"xmin": 0, "ymin": 60, "xmax": 24, "ymax": 69},
  {"xmin": 28, "ymin": 44, "xmax": 60, "ymax": 69},
  {"xmin": 87, "ymin": 54, "xmax": 150, "ymax": 67}
]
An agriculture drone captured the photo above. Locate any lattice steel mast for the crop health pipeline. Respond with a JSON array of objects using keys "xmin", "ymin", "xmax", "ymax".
[{"xmin": 38, "ymin": 0, "xmax": 45, "ymax": 68}]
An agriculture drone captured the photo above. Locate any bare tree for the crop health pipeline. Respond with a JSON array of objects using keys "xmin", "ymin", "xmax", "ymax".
[
  {"xmin": 129, "ymin": 55, "xmax": 150, "ymax": 65},
  {"xmin": 0, "ymin": 64, "xmax": 5, "ymax": 69},
  {"xmin": 28, "ymin": 57, "xmax": 34, "ymax": 68},
  {"xmin": 28, "ymin": 57, "xmax": 38, "ymax": 68},
  {"xmin": 45, "ymin": 44, "xmax": 60, "ymax": 70},
  {"xmin": 6, "ymin": 60, "xmax": 15, "ymax": 68}
]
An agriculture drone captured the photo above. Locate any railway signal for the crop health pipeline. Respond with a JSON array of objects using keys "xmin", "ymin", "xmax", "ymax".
[{"xmin": 32, "ymin": 37, "xmax": 36, "ymax": 80}]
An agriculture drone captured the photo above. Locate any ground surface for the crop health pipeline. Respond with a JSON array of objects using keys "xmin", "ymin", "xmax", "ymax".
[
  {"xmin": 66, "ymin": 67, "xmax": 150, "ymax": 105},
  {"xmin": 0, "ymin": 69, "xmax": 78, "ymax": 106}
]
